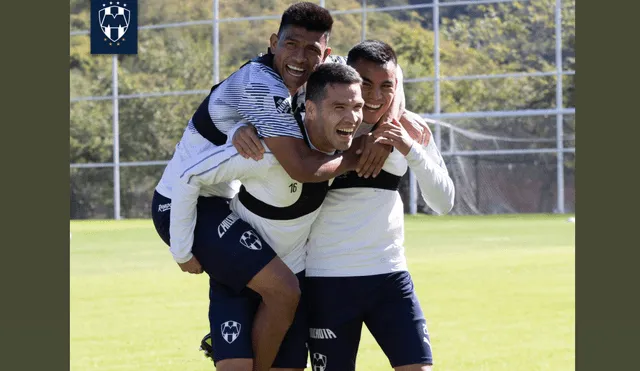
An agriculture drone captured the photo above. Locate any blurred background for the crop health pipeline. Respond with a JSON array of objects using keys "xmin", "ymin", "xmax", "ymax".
[{"xmin": 69, "ymin": 0, "xmax": 576, "ymax": 219}]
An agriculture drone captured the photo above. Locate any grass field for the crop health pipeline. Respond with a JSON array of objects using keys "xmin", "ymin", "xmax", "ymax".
[{"xmin": 70, "ymin": 214, "xmax": 575, "ymax": 371}]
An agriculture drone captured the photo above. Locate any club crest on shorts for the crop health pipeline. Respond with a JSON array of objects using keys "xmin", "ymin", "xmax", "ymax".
[
  {"xmin": 239, "ymin": 230, "xmax": 262, "ymax": 250},
  {"xmin": 312, "ymin": 353, "xmax": 327, "ymax": 371},
  {"xmin": 220, "ymin": 320, "xmax": 241, "ymax": 344}
]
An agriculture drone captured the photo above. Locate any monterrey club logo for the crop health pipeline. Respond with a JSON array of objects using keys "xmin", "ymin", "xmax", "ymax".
[
  {"xmin": 91, "ymin": 0, "xmax": 138, "ymax": 54},
  {"xmin": 239, "ymin": 230, "xmax": 263, "ymax": 251},
  {"xmin": 312, "ymin": 352, "xmax": 327, "ymax": 371},
  {"xmin": 220, "ymin": 320, "xmax": 242, "ymax": 344}
]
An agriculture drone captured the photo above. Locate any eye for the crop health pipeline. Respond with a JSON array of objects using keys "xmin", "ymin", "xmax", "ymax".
[
  {"xmin": 334, "ymin": 105, "xmax": 345, "ymax": 111},
  {"xmin": 285, "ymin": 41, "xmax": 296, "ymax": 49},
  {"xmin": 307, "ymin": 46, "xmax": 321, "ymax": 56},
  {"xmin": 362, "ymin": 82, "xmax": 372, "ymax": 89}
]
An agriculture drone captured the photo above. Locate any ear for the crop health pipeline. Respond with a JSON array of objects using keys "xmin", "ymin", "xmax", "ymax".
[
  {"xmin": 322, "ymin": 47, "xmax": 332, "ymax": 62},
  {"xmin": 305, "ymin": 99, "xmax": 317, "ymax": 120},
  {"xmin": 270, "ymin": 33, "xmax": 279, "ymax": 51}
]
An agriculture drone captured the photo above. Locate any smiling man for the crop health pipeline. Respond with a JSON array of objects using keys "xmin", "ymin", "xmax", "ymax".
[
  {"xmin": 154, "ymin": 63, "xmax": 365, "ymax": 371},
  {"xmin": 304, "ymin": 40, "xmax": 455, "ymax": 371}
]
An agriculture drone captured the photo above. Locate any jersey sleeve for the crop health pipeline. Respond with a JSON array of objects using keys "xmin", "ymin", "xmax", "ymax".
[
  {"xmin": 237, "ymin": 64, "xmax": 304, "ymax": 140},
  {"xmin": 405, "ymin": 139, "xmax": 456, "ymax": 215},
  {"xmin": 169, "ymin": 143, "xmax": 276, "ymax": 263}
]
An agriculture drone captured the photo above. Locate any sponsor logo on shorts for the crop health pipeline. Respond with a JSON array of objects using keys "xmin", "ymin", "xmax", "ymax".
[
  {"xmin": 217, "ymin": 213, "xmax": 240, "ymax": 237},
  {"xmin": 312, "ymin": 352, "xmax": 327, "ymax": 371},
  {"xmin": 220, "ymin": 320, "xmax": 241, "ymax": 344},
  {"xmin": 239, "ymin": 230, "xmax": 262, "ymax": 250},
  {"xmin": 309, "ymin": 328, "xmax": 337, "ymax": 340},
  {"xmin": 157, "ymin": 203, "xmax": 171, "ymax": 212}
]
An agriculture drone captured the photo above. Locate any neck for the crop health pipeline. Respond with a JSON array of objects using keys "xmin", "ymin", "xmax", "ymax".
[{"xmin": 304, "ymin": 119, "xmax": 334, "ymax": 154}]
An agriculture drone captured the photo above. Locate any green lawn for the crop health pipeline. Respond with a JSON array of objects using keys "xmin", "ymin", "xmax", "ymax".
[{"xmin": 71, "ymin": 214, "xmax": 575, "ymax": 370}]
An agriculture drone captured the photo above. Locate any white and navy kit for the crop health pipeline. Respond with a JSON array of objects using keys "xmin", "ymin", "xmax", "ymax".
[
  {"xmin": 151, "ymin": 52, "xmax": 317, "ymax": 368},
  {"xmin": 305, "ymin": 122, "xmax": 455, "ymax": 370},
  {"xmin": 167, "ymin": 131, "xmax": 329, "ymax": 367}
]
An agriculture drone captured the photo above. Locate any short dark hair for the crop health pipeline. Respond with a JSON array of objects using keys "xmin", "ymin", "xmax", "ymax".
[
  {"xmin": 306, "ymin": 63, "xmax": 363, "ymax": 104},
  {"xmin": 347, "ymin": 40, "xmax": 397, "ymax": 66},
  {"xmin": 277, "ymin": 2, "xmax": 333, "ymax": 38}
]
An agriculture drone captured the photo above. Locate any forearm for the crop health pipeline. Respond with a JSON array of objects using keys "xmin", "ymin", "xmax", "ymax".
[
  {"xmin": 169, "ymin": 181, "xmax": 200, "ymax": 263},
  {"xmin": 264, "ymin": 136, "xmax": 359, "ymax": 183},
  {"xmin": 405, "ymin": 142, "xmax": 455, "ymax": 215},
  {"xmin": 297, "ymin": 149, "xmax": 357, "ymax": 183}
]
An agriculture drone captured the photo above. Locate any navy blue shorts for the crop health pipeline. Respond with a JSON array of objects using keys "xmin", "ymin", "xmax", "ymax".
[
  {"xmin": 306, "ymin": 271, "xmax": 433, "ymax": 370},
  {"xmin": 151, "ymin": 190, "xmax": 277, "ymax": 293},
  {"xmin": 208, "ymin": 271, "xmax": 309, "ymax": 368}
]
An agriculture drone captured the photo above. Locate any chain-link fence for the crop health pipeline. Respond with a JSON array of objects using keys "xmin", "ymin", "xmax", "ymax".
[{"xmin": 70, "ymin": 0, "xmax": 575, "ymax": 219}]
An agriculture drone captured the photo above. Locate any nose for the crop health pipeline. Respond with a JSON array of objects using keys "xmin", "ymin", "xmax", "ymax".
[
  {"xmin": 346, "ymin": 108, "xmax": 361, "ymax": 125},
  {"xmin": 372, "ymin": 87, "xmax": 383, "ymax": 102},
  {"xmin": 292, "ymin": 47, "xmax": 305, "ymax": 64}
]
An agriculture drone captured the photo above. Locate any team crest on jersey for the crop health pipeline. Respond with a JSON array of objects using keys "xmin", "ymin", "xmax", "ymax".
[
  {"xmin": 273, "ymin": 96, "xmax": 292, "ymax": 114},
  {"xmin": 312, "ymin": 353, "xmax": 327, "ymax": 371},
  {"xmin": 91, "ymin": 0, "xmax": 138, "ymax": 54},
  {"xmin": 239, "ymin": 230, "xmax": 262, "ymax": 250},
  {"xmin": 220, "ymin": 320, "xmax": 242, "ymax": 344}
]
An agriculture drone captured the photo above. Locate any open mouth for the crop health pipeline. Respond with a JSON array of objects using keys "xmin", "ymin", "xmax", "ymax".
[
  {"xmin": 286, "ymin": 64, "xmax": 306, "ymax": 78},
  {"xmin": 364, "ymin": 102, "xmax": 383, "ymax": 112},
  {"xmin": 336, "ymin": 127, "xmax": 355, "ymax": 138}
]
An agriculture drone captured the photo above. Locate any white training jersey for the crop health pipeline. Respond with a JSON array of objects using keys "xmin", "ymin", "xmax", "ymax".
[
  {"xmin": 156, "ymin": 52, "xmax": 302, "ymax": 201},
  {"xmin": 168, "ymin": 138, "xmax": 330, "ymax": 273},
  {"xmin": 305, "ymin": 123, "xmax": 455, "ymax": 277}
]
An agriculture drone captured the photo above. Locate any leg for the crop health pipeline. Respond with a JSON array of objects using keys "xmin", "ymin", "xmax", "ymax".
[
  {"xmin": 364, "ymin": 272, "xmax": 434, "ymax": 370},
  {"xmin": 246, "ymin": 260, "xmax": 301, "ymax": 371},
  {"xmin": 191, "ymin": 197, "xmax": 300, "ymax": 371},
  {"xmin": 207, "ymin": 279, "xmax": 262, "ymax": 371},
  {"xmin": 269, "ymin": 272, "xmax": 310, "ymax": 371},
  {"xmin": 306, "ymin": 276, "xmax": 366, "ymax": 371}
]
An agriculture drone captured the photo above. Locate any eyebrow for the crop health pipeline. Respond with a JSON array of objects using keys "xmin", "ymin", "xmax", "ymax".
[{"xmin": 361, "ymin": 76, "xmax": 393, "ymax": 85}]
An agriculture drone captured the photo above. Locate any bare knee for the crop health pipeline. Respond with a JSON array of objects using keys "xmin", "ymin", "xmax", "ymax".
[
  {"xmin": 216, "ymin": 358, "xmax": 253, "ymax": 371},
  {"xmin": 248, "ymin": 259, "xmax": 301, "ymax": 314}
]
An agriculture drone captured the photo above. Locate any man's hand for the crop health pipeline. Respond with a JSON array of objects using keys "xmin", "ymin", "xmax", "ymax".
[
  {"xmin": 355, "ymin": 133, "xmax": 393, "ymax": 178},
  {"xmin": 373, "ymin": 118, "xmax": 415, "ymax": 156},
  {"xmin": 232, "ymin": 125, "xmax": 264, "ymax": 161},
  {"xmin": 399, "ymin": 111, "xmax": 431, "ymax": 146},
  {"xmin": 178, "ymin": 256, "xmax": 204, "ymax": 274}
]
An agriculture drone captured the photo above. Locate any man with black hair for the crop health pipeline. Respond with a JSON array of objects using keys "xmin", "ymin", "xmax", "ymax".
[
  {"xmin": 150, "ymin": 3, "xmax": 366, "ymax": 371},
  {"xmin": 154, "ymin": 63, "xmax": 364, "ymax": 371},
  {"xmin": 226, "ymin": 39, "xmax": 454, "ymax": 370},
  {"xmin": 303, "ymin": 40, "xmax": 455, "ymax": 371}
]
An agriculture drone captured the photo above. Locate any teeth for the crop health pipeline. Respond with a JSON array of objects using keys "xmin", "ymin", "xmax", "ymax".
[
  {"xmin": 337, "ymin": 128, "xmax": 354, "ymax": 134},
  {"xmin": 287, "ymin": 64, "xmax": 304, "ymax": 72},
  {"xmin": 365, "ymin": 103, "xmax": 382, "ymax": 110}
]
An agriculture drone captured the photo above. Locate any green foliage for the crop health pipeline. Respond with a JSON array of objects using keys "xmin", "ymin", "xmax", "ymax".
[{"xmin": 70, "ymin": 0, "xmax": 575, "ymax": 218}]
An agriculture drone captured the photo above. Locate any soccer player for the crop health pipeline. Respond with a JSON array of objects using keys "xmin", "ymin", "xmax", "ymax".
[
  {"xmin": 229, "ymin": 40, "xmax": 454, "ymax": 370},
  {"xmin": 302, "ymin": 40, "xmax": 455, "ymax": 371},
  {"xmin": 153, "ymin": 63, "xmax": 365, "ymax": 371},
  {"xmin": 150, "ymin": 4, "xmax": 362, "ymax": 371}
]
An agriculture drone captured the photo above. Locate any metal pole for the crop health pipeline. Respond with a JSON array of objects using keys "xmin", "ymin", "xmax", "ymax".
[
  {"xmin": 555, "ymin": 0, "xmax": 565, "ymax": 213},
  {"xmin": 433, "ymin": 0, "xmax": 442, "ymax": 150},
  {"xmin": 213, "ymin": 0, "xmax": 220, "ymax": 83},
  {"xmin": 319, "ymin": 0, "xmax": 325, "ymax": 7},
  {"xmin": 361, "ymin": 0, "xmax": 367, "ymax": 41},
  {"xmin": 112, "ymin": 55, "xmax": 121, "ymax": 220},
  {"xmin": 449, "ymin": 124, "xmax": 455, "ymax": 151}
]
